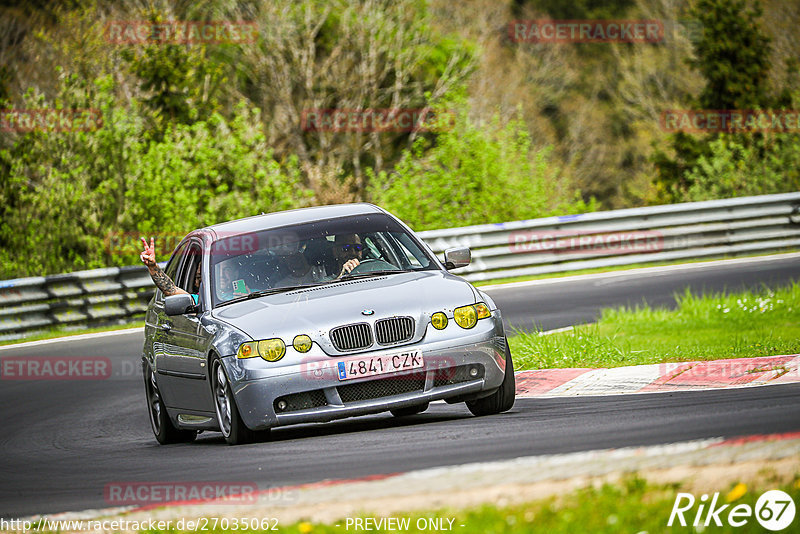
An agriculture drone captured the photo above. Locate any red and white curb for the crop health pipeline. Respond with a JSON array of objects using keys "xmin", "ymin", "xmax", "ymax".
[{"xmin": 515, "ymin": 354, "xmax": 800, "ymax": 397}]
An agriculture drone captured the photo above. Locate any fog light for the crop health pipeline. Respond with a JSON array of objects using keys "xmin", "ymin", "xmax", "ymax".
[
  {"xmin": 431, "ymin": 312, "xmax": 448, "ymax": 330},
  {"xmin": 293, "ymin": 334, "xmax": 312, "ymax": 353},
  {"xmin": 277, "ymin": 400, "xmax": 287, "ymax": 411},
  {"xmin": 469, "ymin": 366, "xmax": 479, "ymax": 377}
]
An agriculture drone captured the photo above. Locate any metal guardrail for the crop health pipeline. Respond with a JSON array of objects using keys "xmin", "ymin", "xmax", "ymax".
[
  {"xmin": 418, "ymin": 192, "xmax": 800, "ymax": 281},
  {"xmin": 1, "ymin": 193, "xmax": 799, "ymax": 340},
  {"xmin": 0, "ymin": 265, "xmax": 162, "ymax": 341}
]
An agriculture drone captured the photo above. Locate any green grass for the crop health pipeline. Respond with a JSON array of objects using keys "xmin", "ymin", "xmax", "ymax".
[
  {"xmin": 509, "ymin": 282, "xmax": 800, "ymax": 370},
  {"xmin": 127, "ymin": 474, "xmax": 800, "ymax": 533},
  {"xmin": 471, "ymin": 250, "xmax": 799, "ymax": 287}
]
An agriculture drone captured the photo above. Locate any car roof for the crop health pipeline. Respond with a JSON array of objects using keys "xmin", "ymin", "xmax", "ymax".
[{"xmin": 199, "ymin": 203, "xmax": 386, "ymax": 239}]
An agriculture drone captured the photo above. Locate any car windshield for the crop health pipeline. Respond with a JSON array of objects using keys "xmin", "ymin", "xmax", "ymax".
[{"xmin": 209, "ymin": 213, "xmax": 437, "ymax": 307}]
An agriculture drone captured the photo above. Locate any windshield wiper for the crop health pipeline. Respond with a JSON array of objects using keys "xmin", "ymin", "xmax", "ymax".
[
  {"xmin": 217, "ymin": 283, "xmax": 326, "ymax": 307},
  {"xmin": 335, "ymin": 269, "xmax": 413, "ymax": 281}
]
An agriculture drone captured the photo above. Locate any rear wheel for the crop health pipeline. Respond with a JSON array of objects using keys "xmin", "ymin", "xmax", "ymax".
[
  {"xmin": 144, "ymin": 366, "xmax": 197, "ymax": 444},
  {"xmin": 466, "ymin": 340, "xmax": 515, "ymax": 416},
  {"xmin": 390, "ymin": 402, "xmax": 429, "ymax": 417},
  {"xmin": 212, "ymin": 356, "xmax": 270, "ymax": 445}
]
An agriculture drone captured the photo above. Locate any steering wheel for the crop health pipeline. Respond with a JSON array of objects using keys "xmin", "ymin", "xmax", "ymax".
[{"xmin": 348, "ymin": 258, "xmax": 398, "ymax": 274}]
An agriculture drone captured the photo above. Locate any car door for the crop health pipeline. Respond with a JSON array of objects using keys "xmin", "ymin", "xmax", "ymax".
[
  {"xmin": 149, "ymin": 241, "xmax": 186, "ymax": 409},
  {"xmin": 156, "ymin": 240, "xmax": 215, "ymax": 413}
]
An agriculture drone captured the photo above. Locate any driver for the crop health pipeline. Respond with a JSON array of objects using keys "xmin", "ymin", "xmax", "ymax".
[{"xmin": 333, "ymin": 233, "xmax": 364, "ymax": 278}]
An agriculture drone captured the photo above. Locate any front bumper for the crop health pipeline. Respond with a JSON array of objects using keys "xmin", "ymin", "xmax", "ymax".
[{"xmin": 222, "ymin": 320, "xmax": 507, "ymax": 431}]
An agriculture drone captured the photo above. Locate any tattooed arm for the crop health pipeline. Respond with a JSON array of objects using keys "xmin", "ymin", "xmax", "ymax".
[{"xmin": 140, "ymin": 237, "xmax": 188, "ymax": 297}]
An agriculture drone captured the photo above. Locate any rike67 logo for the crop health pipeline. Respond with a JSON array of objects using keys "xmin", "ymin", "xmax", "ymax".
[{"xmin": 669, "ymin": 490, "xmax": 796, "ymax": 531}]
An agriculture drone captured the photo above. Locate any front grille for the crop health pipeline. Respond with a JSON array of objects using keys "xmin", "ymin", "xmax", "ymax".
[
  {"xmin": 330, "ymin": 323, "xmax": 373, "ymax": 351},
  {"xmin": 433, "ymin": 364, "xmax": 484, "ymax": 387},
  {"xmin": 274, "ymin": 390, "xmax": 327, "ymax": 413},
  {"xmin": 375, "ymin": 317, "xmax": 414, "ymax": 345},
  {"xmin": 338, "ymin": 372, "xmax": 426, "ymax": 403}
]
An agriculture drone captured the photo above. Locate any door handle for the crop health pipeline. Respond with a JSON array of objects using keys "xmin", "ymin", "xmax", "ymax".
[{"xmin": 160, "ymin": 323, "xmax": 172, "ymax": 332}]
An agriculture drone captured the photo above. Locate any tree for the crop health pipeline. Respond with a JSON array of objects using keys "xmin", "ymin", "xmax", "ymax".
[{"xmin": 652, "ymin": 0, "xmax": 774, "ymax": 201}]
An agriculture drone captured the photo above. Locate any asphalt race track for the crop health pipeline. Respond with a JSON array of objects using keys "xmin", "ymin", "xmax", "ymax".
[{"xmin": 1, "ymin": 255, "xmax": 799, "ymax": 518}]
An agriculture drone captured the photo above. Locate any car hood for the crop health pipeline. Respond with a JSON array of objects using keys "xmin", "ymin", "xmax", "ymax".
[{"xmin": 211, "ymin": 270, "xmax": 477, "ymax": 340}]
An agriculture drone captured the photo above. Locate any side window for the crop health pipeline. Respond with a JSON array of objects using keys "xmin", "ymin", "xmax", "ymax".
[
  {"xmin": 159, "ymin": 242, "xmax": 188, "ymax": 301},
  {"xmin": 176, "ymin": 243, "xmax": 203, "ymax": 295}
]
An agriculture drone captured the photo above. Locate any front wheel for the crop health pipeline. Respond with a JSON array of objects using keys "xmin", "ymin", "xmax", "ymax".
[
  {"xmin": 466, "ymin": 340, "xmax": 515, "ymax": 416},
  {"xmin": 144, "ymin": 366, "xmax": 196, "ymax": 444},
  {"xmin": 212, "ymin": 356, "xmax": 270, "ymax": 445}
]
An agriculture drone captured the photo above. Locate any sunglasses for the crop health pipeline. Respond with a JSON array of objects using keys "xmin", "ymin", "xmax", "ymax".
[{"xmin": 339, "ymin": 243, "xmax": 364, "ymax": 252}]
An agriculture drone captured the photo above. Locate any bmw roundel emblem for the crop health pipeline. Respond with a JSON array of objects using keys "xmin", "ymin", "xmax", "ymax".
[{"xmin": 361, "ymin": 309, "xmax": 375, "ymax": 316}]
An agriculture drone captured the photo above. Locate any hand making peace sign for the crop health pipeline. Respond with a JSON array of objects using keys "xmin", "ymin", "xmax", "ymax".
[{"xmin": 140, "ymin": 237, "xmax": 157, "ymax": 268}]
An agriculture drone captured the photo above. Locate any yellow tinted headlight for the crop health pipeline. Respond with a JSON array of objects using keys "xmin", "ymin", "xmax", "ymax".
[
  {"xmin": 236, "ymin": 342, "xmax": 257, "ymax": 359},
  {"xmin": 293, "ymin": 334, "xmax": 312, "ymax": 353},
  {"xmin": 257, "ymin": 338, "xmax": 286, "ymax": 362},
  {"xmin": 431, "ymin": 312, "xmax": 448, "ymax": 330},
  {"xmin": 475, "ymin": 302, "xmax": 491, "ymax": 319},
  {"xmin": 454, "ymin": 305, "xmax": 478, "ymax": 329}
]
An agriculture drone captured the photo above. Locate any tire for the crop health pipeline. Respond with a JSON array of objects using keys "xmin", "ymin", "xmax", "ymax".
[
  {"xmin": 211, "ymin": 356, "xmax": 270, "ymax": 445},
  {"xmin": 390, "ymin": 402, "xmax": 429, "ymax": 417},
  {"xmin": 144, "ymin": 366, "xmax": 197, "ymax": 444},
  {"xmin": 466, "ymin": 339, "xmax": 515, "ymax": 416}
]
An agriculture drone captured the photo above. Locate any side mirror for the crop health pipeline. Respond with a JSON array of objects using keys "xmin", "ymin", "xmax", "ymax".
[
  {"xmin": 443, "ymin": 247, "xmax": 471, "ymax": 270},
  {"xmin": 164, "ymin": 293, "xmax": 197, "ymax": 316}
]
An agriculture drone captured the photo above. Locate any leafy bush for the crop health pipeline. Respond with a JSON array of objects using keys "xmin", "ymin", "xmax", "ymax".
[
  {"xmin": 684, "ymin": 134, "xmax": 800, "ymax": 201},
  {"xmin": 368, "ymin": 98, "xmax": 595, "ymax": 231},
  {"xmin": 0, "ymin": 75, "xmax": 310, "ymax": 279}
]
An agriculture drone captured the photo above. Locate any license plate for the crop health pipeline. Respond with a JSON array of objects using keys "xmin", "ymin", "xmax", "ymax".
[{"xmin": 337, "ymin": 349, "xmax": 424, "ymax": 381}]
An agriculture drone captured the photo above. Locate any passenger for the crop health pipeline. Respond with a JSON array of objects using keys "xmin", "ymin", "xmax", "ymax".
[
  {"xmin": 216, "ymin": 261, "xmax": 250, "ymax": 300},
  {"xmin": 274, "ymin": 241, "xmax": 326, "ymax": 287},
  {"xmin": 140, "ymin": 237, "xmax": 200, "ymax": 303}
]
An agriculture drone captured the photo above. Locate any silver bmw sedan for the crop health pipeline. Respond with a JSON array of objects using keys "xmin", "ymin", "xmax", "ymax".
[{"xmin": 142, "ymin": 203, "xmax": 515, "ymax": 445}]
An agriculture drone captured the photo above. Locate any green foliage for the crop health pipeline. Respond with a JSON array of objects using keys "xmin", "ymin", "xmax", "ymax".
[
  {"xmin": 121, "ymin": 9, "xmax": 227, "ymax": 138},
  {"xmin": 652, "ymin": 0, "xmax": 779, "ymax": 201},
  {"xmin": 689, "ymin": 0, "xmax": 772, "ymax": 110},
  {"xmin": 368, "ymin": 98, "xmax": 595, "ymax": 231},
  {"xmin": 0, "ymin": 75, "xmax": 310, "ymax": 279},
  {"xmin": 512, "ymin": 0, "xmax": 634, "ymax": 19},
  {"xmin": 685, "ymin": 134, "xmax": 800, "ymax": 200}
]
